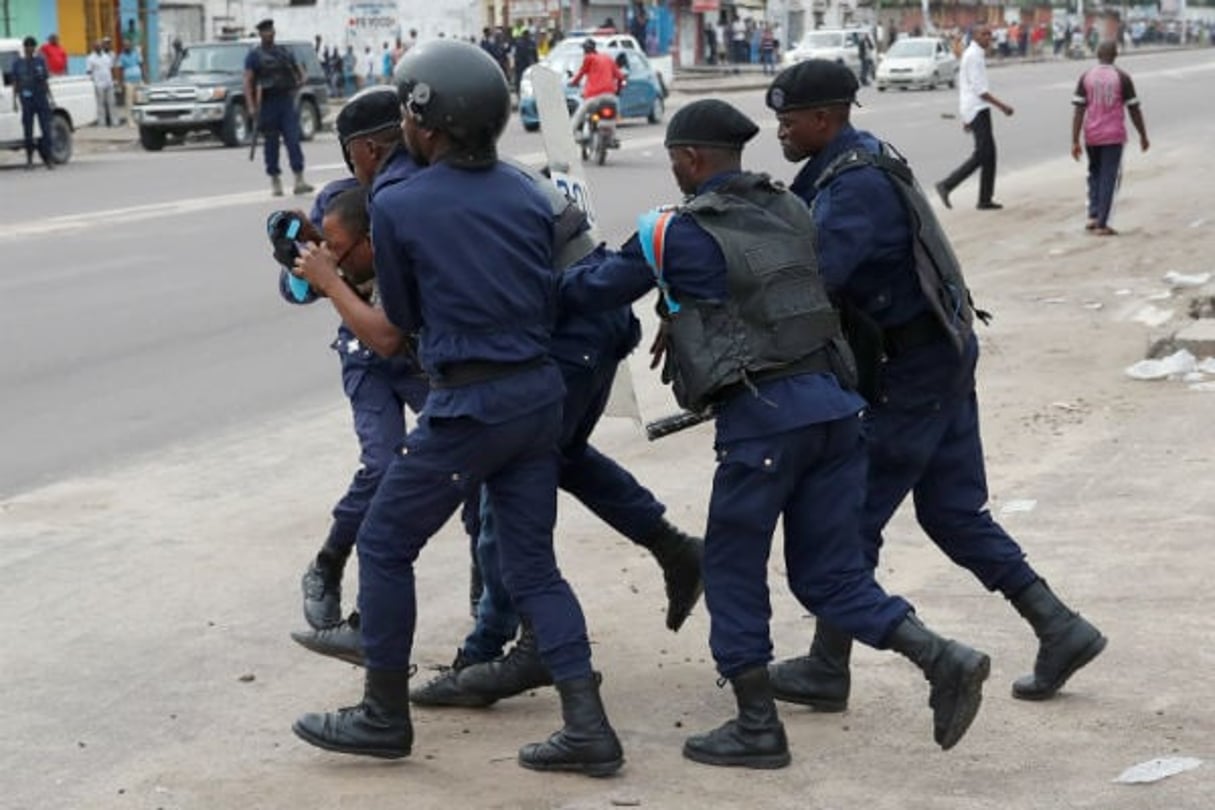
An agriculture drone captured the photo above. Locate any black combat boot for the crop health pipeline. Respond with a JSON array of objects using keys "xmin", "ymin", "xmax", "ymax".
[
  {"xmin": 518, "ymin": 675, "xmax": 623, "ymax": 777},
  {"xmin": 291, "ymin": 611, "xmax": 364, "ymax": 666},
  {"xmin": 887, "ymin": 613, "xmax": 990, "ymax": 751},
  {"xmin": 454, "ymin": 620, "xmax": 554, "ymax": 705},
  {"xmin": 683, "ymin": 667, "xmax": 791, "ymax": 769},
  {"xmin": 408, "ymin": 649, "xmax": 489, "ymax": 707},
  {"xmin": 301, "ymin": 543, "xmax": 348, "ymax": 630},
  {"xmin": 640, "ymin": 519, "xmax": 705, "ymax": 632},
  {"xmin": 1009, "ymin": 579, "xmax": 1107, "ymax": 701},
  {"xmin": 769, "ymin": 621, "xmax": 852, "ymax": 712},
  {"xmin": 293, "ymin": 668, "xmax": 413, "ymax": 759}
]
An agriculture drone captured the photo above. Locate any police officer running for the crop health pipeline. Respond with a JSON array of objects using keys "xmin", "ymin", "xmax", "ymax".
[
  {"xmin": 764, "ymin": 60, "xmax": 1105, "ymax": 711},
  {"xmin": 559, "ymin": 99, "xmax": 992, "ymax": 768},
  {"xmin": 9, "ymin": 36, "xmax": 55, "ymax": 170},
  {"xmin": 244, "ymin": 19, "xmax": 314, "ymax": 197},
  {"xmin": 291, "ymin": 41, "xmax": 623, "ymax": 777}
]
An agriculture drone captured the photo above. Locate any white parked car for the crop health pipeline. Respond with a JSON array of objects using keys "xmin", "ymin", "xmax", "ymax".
[
  {"xmin": 784, "ymin": 29, "xmax": 866, "ymax": 78},
  {"xmin": 875, "ymin": 37, "xmax": 958, "ymax": 92}
]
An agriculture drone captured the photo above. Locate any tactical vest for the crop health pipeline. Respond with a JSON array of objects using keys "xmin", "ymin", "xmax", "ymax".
[
  {"xmin": 658, "ymin": 172, "xmax": 853, "ymax": 413},
  {"xmin": 255, "ymin": 46, "xmax": 298, "ymax": 94},
  {"xmin": 814, "ymin": 143, "xmax": 979, "ymax": 354}
]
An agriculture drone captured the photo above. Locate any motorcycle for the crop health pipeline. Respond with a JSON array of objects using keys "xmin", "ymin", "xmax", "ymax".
[{"xmin": 579, "ymin": 95, "xmax": 620, "ymax": 166}]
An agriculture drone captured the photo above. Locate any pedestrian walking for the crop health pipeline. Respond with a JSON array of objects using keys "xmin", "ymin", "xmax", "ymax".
[
  {"xmin": 765, "ymin": 60, "xmax": 1106, "ymax": 712},
  {"xmin": 559, "ymin": 98, "xmax": 992, "ymax": 769},
  {"xmin": 243, "ymin": 18, "xmax": 314, "ymax": 197},
  {"xmin": 1070, "ymin": 41, "xmax": 1149, "ymax": 236},
  {"xmin": 936, "ymin": 26, "xmax": 1014, "ymax": 211},
  {"xmin": 10, "ymin": 36, "xmax": 55, "ymax": 169}
]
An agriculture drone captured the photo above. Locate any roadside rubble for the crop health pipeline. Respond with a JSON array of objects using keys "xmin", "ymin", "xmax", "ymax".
[{"xmin": 1123, "ymin": 271, "xmax": 1215, "ymax": 390}]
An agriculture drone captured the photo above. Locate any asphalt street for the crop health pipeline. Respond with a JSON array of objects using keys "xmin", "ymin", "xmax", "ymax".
[{"xmin": 1, "ymin": 47, "xmax": 1212, "ymax": 497}]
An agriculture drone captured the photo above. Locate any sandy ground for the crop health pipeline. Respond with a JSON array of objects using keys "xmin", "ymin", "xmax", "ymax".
[{"xmin": 3, "ymin": 129, "xmax": 1215, "ymax": 810}]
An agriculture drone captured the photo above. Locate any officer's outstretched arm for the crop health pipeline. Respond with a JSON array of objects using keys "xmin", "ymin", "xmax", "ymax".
[
  {"xmin": 294, "ymin": 242, "xmax": 407, "ymax": 358},
  {"xmin": 558, "ymin": 235, "xmax": 655, "ymax": 317}
]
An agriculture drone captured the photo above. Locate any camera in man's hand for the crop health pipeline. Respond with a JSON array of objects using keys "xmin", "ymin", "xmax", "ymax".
[{"xmin": 266, "ymin": 210, "xmax": 320, "ymax": 269}]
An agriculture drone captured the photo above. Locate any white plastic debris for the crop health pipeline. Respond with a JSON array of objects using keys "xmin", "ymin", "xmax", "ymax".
[
  {"xmin": 1114, "ymin": 288, "xmax": 1133, "ymax": 296},
  {"xmin": 1145, "ymin": 291, "xmax": 1173, "ymax": 302},
  {"xmin": 1182, "ymin": 372, "xmax": 1206, "ymax": 384},
  {"xmin": 999, "ymin": 499, "xmax": 1037, "ymax": 516},
  {"xmin": 1114, "ymin": 756, "xmax": 1202, "ymax": 785},
  {"xmin": 1189, "ymin": 381, "xmax": 1215, "ymax": 392},
  {"xmin": 1124, "ymin": 349, "xmax": 1198, "ymax": 381},
  {"xmin": 1131, "ymin": 304, "xmax": 1175, "ymax": 327},
  {"xmin": 1082, "ymin": 301, "xmax": 1104, "ymax": 310},
  {"xmin": 1198, "ymin": 357, "xmax": 1215, "ymax": 374},
  {"xmin": 1163, "ymin": 271, "xmax": 1212, "ymax": 289},
  {"xmin": 1188, "ymin": 218, "xmax": 1207, "ymax": 229}
]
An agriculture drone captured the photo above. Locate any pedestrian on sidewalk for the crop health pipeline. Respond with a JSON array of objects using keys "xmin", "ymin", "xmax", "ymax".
[
  {"xmin": 10, "ymin": 36, "xmax": 55, "ymax": 169},
  {"xmin": 38, "ymin": 33, "xmax": 67, "ymax": 76},
  {"xmin": 85, "ymin": 39, "xmax": 116, "ymax": 127},
  {"xmin": 118, "ymin": 42, "xmax": 143, "ymax": 127},
  {"xmin": 936, "ymin": 25, "xmax": 1014, "ymax": 211},
  {"xmin": 1070, "ymin": 41, "xmax": 1149, "ymax": 236},
  {"xmin": 767, "ymin": 58, "xmax": 1106, "ymax": 716},
  {"xmin": 243, "ymin": 18, "xmax": 314, "ymax": 197}
]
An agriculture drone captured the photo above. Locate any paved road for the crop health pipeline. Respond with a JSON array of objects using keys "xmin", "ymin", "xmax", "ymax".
[{"xmin": 1, "ymin": 47, "xmax": 1211, "ymax": 497}]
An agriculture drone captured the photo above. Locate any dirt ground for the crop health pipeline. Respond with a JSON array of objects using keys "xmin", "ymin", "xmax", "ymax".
[{"xmin": 4, "ymin": 131, "xmax": 1215, "ymax": 810}]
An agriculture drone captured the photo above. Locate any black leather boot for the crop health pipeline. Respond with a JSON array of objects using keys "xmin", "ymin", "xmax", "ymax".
[
  {"xmin": 301, "ymin": 541, "xmax": 349, "ymax": 630},
  {"xmin": 769, "ymin": 621, "xmax": 852, "ymax": 712},
  {"xmin": 683, "ymin": 667, "xmax": 791, "ymax": 769},
  {"xmin": 291, "ymin": 611, "xmax": 364, "ymax": 666},
  {"xmin": 293, "ymin": 669, "xmax": 413, "ymax": 759},
  {"xmin": 409, "ymin": 649, "xmax": 488, "ymax": 707},
  {"xmin": 518, "ymin": 675, "xmax": 623, "ymax": 777},
  {"xmin": 887, "ymin": 614, "xmax": 990, "ymax": 751},
  {"xmin": 455, "ymin": 620, "xmax": 554, "ymax": 704},
  {"xmin": 1010, "ymin": 579, "xmax": 1107, "ymax": 701},
  {"xmin": 641, "ymin": 519, "xmax": 705, "ymax": 632}
]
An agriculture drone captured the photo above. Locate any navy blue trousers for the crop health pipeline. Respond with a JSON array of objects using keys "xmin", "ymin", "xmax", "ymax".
[
  {"xmin": 863, "ymin": 344, "xmax": 1037, "ymax": 598},
  {"xmin": 462, "ymin": 358, "xmax": 667, "ymax": 660},
  {"xmin": 706, "ymin": 415, "xmax": 910, "ymax": 678},
  {"xmin": 1085, "ymin": 143, "xmax": 1123, "ymax": 228},
  {"xmin": 258, "ymin": 93, "xmax": 304, "ymax": 177},
  {"xmin": 329, "ymin": 355, "xmax": 430, "ymax": 553},
  {"xmin": 357, "ymin": 402, "xmax": 594, "ymax": 681},
  {"xmin": 20, "ymin": 95, "xmax": 53, "ymax": 162}
]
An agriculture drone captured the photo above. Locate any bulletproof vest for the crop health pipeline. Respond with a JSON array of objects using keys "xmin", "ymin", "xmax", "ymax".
[
  {"xmin": 815, "ymin": 143, "xmax": 976, "ymax": 354},
  {"xmin": 255, "ymin": 46, "xmax": 298, "ymax": 94},
  {"xmin": 661, "ymin": 172, "xmax": 852, "ymax": 412}
]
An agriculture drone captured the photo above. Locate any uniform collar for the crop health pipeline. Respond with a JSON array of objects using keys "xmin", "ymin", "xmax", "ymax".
[
  {"xmin": 790, "ymin": 125, "xmax": 861, "ymax": 202},
  {"xmin": 695, "ymin": 170, "xmax": 743, "ymax": 196}
]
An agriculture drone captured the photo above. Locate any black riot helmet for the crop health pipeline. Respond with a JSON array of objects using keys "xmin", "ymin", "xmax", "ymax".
[{"xmin": 394, "ymin": 39, "xmax": 510, "ymax": 165}]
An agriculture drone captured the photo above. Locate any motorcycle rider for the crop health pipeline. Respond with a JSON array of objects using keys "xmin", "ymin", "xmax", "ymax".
[{"xmin": 568, "ymin": 38, "xmax": 624, "ymax": 143}]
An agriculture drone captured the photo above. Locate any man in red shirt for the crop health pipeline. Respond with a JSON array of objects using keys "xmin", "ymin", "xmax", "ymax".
[
  {"xmin": 568, "ymin": 39, "xmax": 623, "ymax": 141},
  {"xmin": 39, "ymin": 33, "xmax": 68, "ymax": 76}
]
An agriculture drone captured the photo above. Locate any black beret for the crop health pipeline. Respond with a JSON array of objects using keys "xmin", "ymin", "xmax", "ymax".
[
  {"xmin": 664, "ymin": 99, "xmax": 759, "ymax": 151},
  {"xmin": 337, "ymin": 86, "xmax": 402, "ymax": 143},
  {"xmin": 255, "ymin": 18, "xmax": 275, "ymax": 32},
  {"xmin": 23, "ymin": 35, "xmax": 37, "ymax": 47},
  {"xmin": 766, "ymin": 59, "xmax": 859, "ymax": 112}
]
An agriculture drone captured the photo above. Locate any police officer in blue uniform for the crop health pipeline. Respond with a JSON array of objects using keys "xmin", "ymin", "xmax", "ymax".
[
  {"xmin": 9, "ymin": 36, "xmax": 55, "ymax": 170},
  {"xmin": 304, "ymin": 184, "xmax": 707, "ymax": 707},
  {"xmin": 292, "ymin": 41, "xmax": 623, "ymax": 777},
  {"xmin": 764, "ymin": 60, "xmax": 1106, "ymax": 711},
  {"xmin": 244, "ymin": 19, "xmax": 313, "ymax": 197},
  {"xmin": 559, "ymin": 98, "xmax": 992, "ymax": 768},
  {"xmin": 282, "ymin": 86, "xmax": 483, "ymax": 642}
]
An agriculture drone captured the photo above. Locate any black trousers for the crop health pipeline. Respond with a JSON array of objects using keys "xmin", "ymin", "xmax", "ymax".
[{"xmin": 941, "ymin": 108, "xmax": 997, "ymax": 205}]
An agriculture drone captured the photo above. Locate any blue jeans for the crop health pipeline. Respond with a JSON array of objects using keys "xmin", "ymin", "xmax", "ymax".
[{"xmin": 1085, "ymin": 143, "xmax": 1123, "ymax": 228}]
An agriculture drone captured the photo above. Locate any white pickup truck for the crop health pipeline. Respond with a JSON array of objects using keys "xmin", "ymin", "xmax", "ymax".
[{"xmin": 0, "ymin": 37, "xmax": 99, "ymax": 164}]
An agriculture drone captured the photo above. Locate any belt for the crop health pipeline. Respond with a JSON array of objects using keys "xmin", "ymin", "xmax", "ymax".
[
  {"xmin": 430, "ymin": 357, "xmax": 548, "ymax": 390},
  {"xmin": 883, "ymin": 311, "xmax": 946, "ymax": 359},
  {"xmin": 715, "ymin": 350, "xmax": 836, "ymax": 403}
]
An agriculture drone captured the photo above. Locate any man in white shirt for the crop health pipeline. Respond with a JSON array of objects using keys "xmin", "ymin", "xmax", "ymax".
[
  {"xmin": 936, "ymin": 26, "xmax": 1014, "ymax": 211},
  {"xmin": 85, "ymin": 39, "xmax": 117, "ymax": 127}
]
